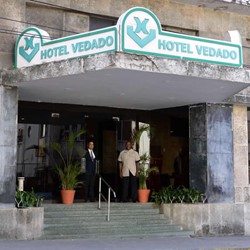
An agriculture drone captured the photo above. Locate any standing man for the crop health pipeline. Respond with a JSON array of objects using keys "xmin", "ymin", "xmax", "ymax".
[
  {"xmin": 118, "ymin": 140, "xmax": 140, "ymax": 202},
  {"xmin": 84, "ymin": 140, "xmax": 97, "ymax": 202}
]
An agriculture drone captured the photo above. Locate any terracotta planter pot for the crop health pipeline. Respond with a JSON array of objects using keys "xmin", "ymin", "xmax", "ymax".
[
  {"xmin": 137, "ymin": 189, "xmax": 150, "ymax": 203},
  {"xmin": 60, "ymin": 190, "xmax": 75, "ymax": 204}
]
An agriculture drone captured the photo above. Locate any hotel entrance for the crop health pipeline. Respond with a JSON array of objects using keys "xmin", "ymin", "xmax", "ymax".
[
  {"xmin": 8, "ymin": 6, "xmax": 247, "ymax": 205},
  {"xmin": 17, "ymin": 101, "xmax": 190, "ymax": 201}
]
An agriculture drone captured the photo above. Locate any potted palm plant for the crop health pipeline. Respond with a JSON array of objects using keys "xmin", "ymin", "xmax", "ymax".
[
  {"xmin": 138, "ymin": 153, "xmax": 159, "ymax": 202},
  {"xmin": 132, "ymin": 124, "xmax": 159, "ymax": 202},
  {"xmin": 50, "ymin": 129, "xmax": 85, "ymax": 204}
]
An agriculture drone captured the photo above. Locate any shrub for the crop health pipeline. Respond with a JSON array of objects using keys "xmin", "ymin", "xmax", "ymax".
[
  {"xmin": 151, "ymin": 186, "xmax": 204, "ymax": 204},
  {"xmin": 15, "ymin": 189, "xmax": 43, "ymax": 208}
]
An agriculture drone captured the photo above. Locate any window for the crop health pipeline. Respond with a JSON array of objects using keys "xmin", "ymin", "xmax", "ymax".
[
  {"xmin": 162, "ymin": 25, "xmax": 199, "ymax": 36},
  {"xmin": 89, "ymin": 16, "xmax": 117, "ymax": 31}
]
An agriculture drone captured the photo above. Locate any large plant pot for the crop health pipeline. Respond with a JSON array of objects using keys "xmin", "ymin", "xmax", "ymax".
[
  {"xmin": 138, "ymin": 189, "xmax": 150, "ymax": 203},
  {"xmin": 60, "ymin": 190, "xmax": 75, "ymax": 204}
]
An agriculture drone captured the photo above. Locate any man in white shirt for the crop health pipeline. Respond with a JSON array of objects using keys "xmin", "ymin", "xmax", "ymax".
[{"xmin": 118, "ymin": 140, "xmax": 140, "ymax": 202}]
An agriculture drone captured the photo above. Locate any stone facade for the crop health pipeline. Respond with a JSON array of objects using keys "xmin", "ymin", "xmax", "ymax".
[
  {"xmin": 162, "ymin": 202, "xmax": 250, "ymax": 236},
  {"xmin": 0, "ymin": 84, "xmax": 18, "ymax": 206},
  {"xmin": 0, "ymin": 0, "xmax": 250, "ymax": 239},
  {"xmin": 0, "ymin": 207, "xmax": 43, "ymax": 240},
  {"xmin": 1, "ymin": 0, "xmax": 250, "ymax": 104},
  {"xmin": 189, "ymin": 103, "xmax": 235, "ymax": 203},
  {"xmin": 1, "ymin": 0, "xmax": 250, "ymax": 68},
  {"xmin": 162, "ymin": 203, "xmax": 246, "ymax": 236},
  {"xmin": 233, "ymin": 105, "xmax": 249, "ymax": 202}
]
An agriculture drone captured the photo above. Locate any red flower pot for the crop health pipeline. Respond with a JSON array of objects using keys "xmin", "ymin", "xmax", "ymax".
[
  {"xmin": 137, "ymin": 189, "xmax": 150, "ymax": 203},
  {"xmin": 60, "ymin": 190, "xmax": 75, "ymax": 204}
]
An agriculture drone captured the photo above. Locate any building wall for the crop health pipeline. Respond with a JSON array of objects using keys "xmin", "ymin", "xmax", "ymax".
[
  {"xmin": 233, "ymin": 105, "xmax": 250, "ymax": 202},
  {"xmin": 0, "ymin": 85, "xmax": 18, "ymax": 206},
  {"xmin": 189, "ymin": 103, "xmax": 237, "ymax": 203},
  {"xmin": 0, "ymin": 0, "xmax": 26, "ymax": 68},
  {"xmin": 0, "ymin": 0, "xmax": 250, "ymax": 69},
  {"xmin": 1, "ymin": 0, "xmax": 250, "ymax": 188},
  {"xmin": 0, "ymin": 207, "xmax": 43, "ymax": 240},
  {"xmin": 162, "ymin": 203, "xmax": 246, "ymax": 236}
]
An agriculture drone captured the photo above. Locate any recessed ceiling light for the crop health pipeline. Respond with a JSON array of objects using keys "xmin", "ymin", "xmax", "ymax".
[{"xmin": 51, "ymin": 113, "xmax": 60, "ymax": 118}]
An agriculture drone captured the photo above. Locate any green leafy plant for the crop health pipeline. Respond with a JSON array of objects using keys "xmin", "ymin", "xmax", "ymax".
[
  {"xmin": 50, "ymin": 129, "xmax": 85, "ymax": 190},
  {"xmin": 187, "ymin": 187, "xmax": 203, "ymax": 203},
  {"xmin": 131, "ymin": 125, "xmax": 158, "ymax": 190},
  {"xmin": 138, "ymin": 153, "xmax": 159, "ymax": 189},
  {"xmin": 132, "ymin": 124, "xmax": 153, "ymax": 148},
  {"xmin": 151, "ymin": 186, "xmax": 175, "ymax": 204},
  {"xmin": 151, "ymin": 186, "xmax": 204, "ymax": 204},
  {"xmin": 56, "ymin": 163, "xmax": 83, "ymax": 190},
  {"xmin": 138, "ymin": 166, "xmax": 159, "ymax": 190},
  {"xmin": 15, "ymin": 189, "xmax": 43, "ymax": 208}
]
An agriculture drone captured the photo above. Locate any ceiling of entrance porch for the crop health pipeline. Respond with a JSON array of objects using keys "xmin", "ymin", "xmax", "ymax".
[{"xmin": 18, "ymin": 67, "xmax": 248, "ymax": 110}]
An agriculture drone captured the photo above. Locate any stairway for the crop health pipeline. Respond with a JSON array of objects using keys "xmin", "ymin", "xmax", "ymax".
[{"xmin": 41, "ymin": 202, "xmax": 192, "ymax": 239}]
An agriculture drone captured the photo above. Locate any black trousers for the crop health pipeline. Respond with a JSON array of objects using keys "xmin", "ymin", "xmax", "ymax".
[
  {"xmin": 84, "ymin": 174, "xmax": 96, "ymax": 201},
  {"xmin": 122, "ymin": 172, "xmax": 137, "ymax": 202}
]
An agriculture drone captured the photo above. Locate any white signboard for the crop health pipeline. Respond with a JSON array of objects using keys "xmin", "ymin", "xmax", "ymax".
[
  {"xmin": 15, "ymin": 7, "xmax": 243, "ymax": 68},
  {"xmin": 118, "ymin": 7, "xmax": 243, "ymax": 68},
  {"xmin": 223, "ymin": 0, "xmax": 250, "ymax": 6},
  {"xmin": 15, "ymin": 27, "xmax": 117, "ymax": 68}
]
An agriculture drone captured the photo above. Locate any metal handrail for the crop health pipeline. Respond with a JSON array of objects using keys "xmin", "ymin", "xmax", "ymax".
[{"xmin": 98, "ymin": 174, "xmax": 116, "ymax": 221}]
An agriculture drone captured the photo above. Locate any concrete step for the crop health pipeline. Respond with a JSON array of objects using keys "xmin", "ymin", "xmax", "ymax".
[
  {"xmin": 44, "ymin": 216, "xmax": 171, "ymax": 224},
  {"xmin": 41, "ymin": 202, "xmax": 193, "ymax": 239},
  {"xmin": 44, "ymin": 208, "xmax": 160, "ymax": 215},
  {"xmin": 45, "ymin": 210, "xmax": 163, "ymax": 218},
  {"xmin": 43, "ymin": 201, "xmax": 157, "ymax": 206},
  {"xmin": 46, "ymin": 224, "xmax": 182, "ymax": 235},
  {"xmin": 41, "ymin": 230, "xmax": 192, "ymax": 240},
  {"xmin": 43, "ymin": 202, "xmax": 158, "ymax": 211}
]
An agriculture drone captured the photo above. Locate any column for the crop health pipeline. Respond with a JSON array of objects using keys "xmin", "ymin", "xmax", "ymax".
[
  {"xmin": 189, "ymin": 104, "xmax": 207, "ymax": 192},
  {"xmin": 189, "ymin": 103, "xmax": 234, "ymax": 203},
  {"xmin": 0, "ymin": 85, "xmax": 18, "ymax": 207},
  {"xmin": 233, "ymin": 105, "xmax": 249, "ymax": 202}
]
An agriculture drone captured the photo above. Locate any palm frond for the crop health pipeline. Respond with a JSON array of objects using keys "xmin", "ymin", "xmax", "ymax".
[
  {"xmin": 138, "ymin": 165, "xmax": 159, "ymax": 190},
  {"xmin": 132, "ymin": 124, "xmax": 151, "ymax": 147},
  {"xmin": 50, "ymin": 129, "xmax": 85, "ymax": 190}
]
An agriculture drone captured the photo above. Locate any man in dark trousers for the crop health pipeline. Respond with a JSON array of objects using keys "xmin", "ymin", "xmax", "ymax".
[
  {"xmin": 118, "ymin": 140, "xmax": 140, "ymax": 202},
  {"xmin": 84, "ymin": 140, "xmax": 97, "ymax": 202}
]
